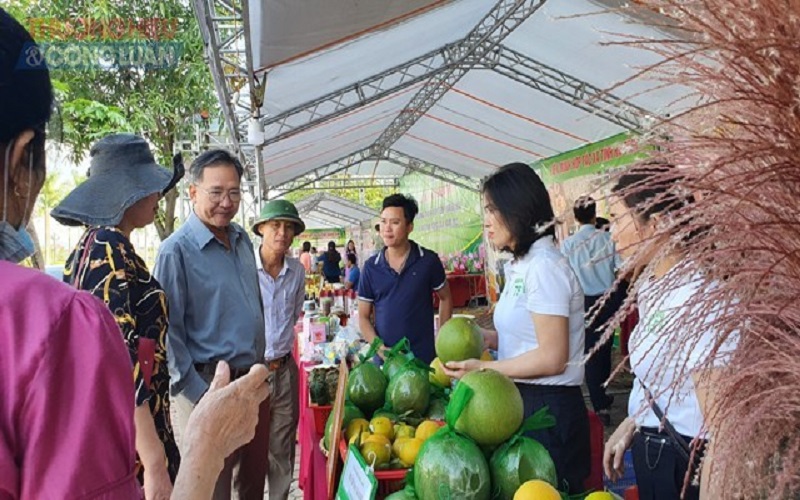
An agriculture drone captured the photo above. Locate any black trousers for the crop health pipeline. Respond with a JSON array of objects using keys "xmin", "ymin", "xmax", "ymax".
[
  {"xmin": 584, "ymin": 281, "xmax": 627, "ymax": 412},
  {"xmin": 632, "ymin": 428, "xmax": 705, "ymax": 500},
  {"xmin": 516, "ymin": 383, "xmax": 591, "ymax": 494}
]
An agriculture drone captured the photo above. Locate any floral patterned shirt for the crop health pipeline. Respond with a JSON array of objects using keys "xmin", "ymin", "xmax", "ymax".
[{"xmin": 64, "ymin": 227, "xmax": 180, "ymax": 481}]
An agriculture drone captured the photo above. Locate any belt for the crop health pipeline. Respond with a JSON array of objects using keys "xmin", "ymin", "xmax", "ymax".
[
  {"xmin": 266, "ymin": 353, "xmax": 292, "ymax": 371},
  {"xmin": 194, "ymin": 361, "xmax": 252, "ymax": 381}
]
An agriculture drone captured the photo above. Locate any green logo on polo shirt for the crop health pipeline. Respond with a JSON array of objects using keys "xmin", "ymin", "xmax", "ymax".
[{"xmin": 512, "ymin": 278, "xmax": 525, "ymax": 297}]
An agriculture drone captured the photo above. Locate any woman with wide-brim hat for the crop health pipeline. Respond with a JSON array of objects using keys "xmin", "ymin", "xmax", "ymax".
[{"xmin": 52, "ymin": 133, "xmax": 183, "ymax": 499}]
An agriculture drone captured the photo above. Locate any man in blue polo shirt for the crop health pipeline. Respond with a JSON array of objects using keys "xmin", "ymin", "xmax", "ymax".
[
  {"xmin": 561, "ymin": 195, "xmax": 622, "ymax": 425},
  {"xmin": 358, "ymin": 194, "xmax": 453, "ymax": 363}
]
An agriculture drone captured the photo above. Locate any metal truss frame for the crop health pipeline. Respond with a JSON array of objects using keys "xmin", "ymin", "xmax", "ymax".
[
  {"xmin": 270, "ymin": 147, "xmax": 480, "ymax": 202},
  {"xmin": 295, "ymin": 192, "xmax": 377, "ymax": 226},
  {"xmin": 201, "ymin": 0, "xmax": 656, "ymax": 201},
  {"xmin": 304, "ymin": 214, "xmax": 341, "ymax": 228},
  {"xmin": 370, "ymin": 0, "xmax": 548, "ymax": 157},
  {"xmin": 297, "ymin": 192, "xmax": 380, "ymax": 217},
  {"xmin": 193, "ymin": 0, "xmax": 267, "ymax": 202},
  {"xmin": 268, "ymin": 148, "xmax": 377, "ymax": 199},
  {"xmin": 383, "ymin": 150, "xmax": 481, "ymax": 192},
  {"xmin": 277, "ymin": 177, "xmax": 399, "ymax": 193},
  {"xmin": 259, "ymin": 43, "xmax": 462, "ymax": 147},
  {"xmin": 486, "ymin": 45, "xmax": 650, "ymax": 131}
]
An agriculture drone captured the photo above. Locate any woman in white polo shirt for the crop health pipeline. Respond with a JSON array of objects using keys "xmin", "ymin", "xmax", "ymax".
[
  {"xmin": 443, "ymin": 162, "xmax": 591, "ymax": 494},
  {"xmin": 602, "ymin": 166, "xmax": 737, "ymax": 500}
]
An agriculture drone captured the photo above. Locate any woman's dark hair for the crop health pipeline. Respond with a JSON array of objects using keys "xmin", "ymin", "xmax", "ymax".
[
  {"xmin": 611, "ymin": 164, "xmax": 693, "ymax": 221},
  {"xmin": 347, "ymin": 239, "xmax": 355, "ymax": 250},
  {"xmin": 382, "ymin": 193, "xmax": 419, "ymax": 224},
  {"xmin": 302, "ymin": 241, "xmax": 311, "ymax": 252},
  {"xmin": 481, "ymin": 162, "xmax": 555, "ymax": 258},
  {"xmin": 612, "ymin": 163, "xmax": 704, "ymax": 243},
  {"xmin": 311, "ymin": 246, "xmax": 317, "ymax": 254},
  {"xmin": 0, "ymin": 8, "xmax": 53, "ymax": 167},
  {"xmin": 326, "ymin": 241, "xmax": 340, "ymax": 261}
]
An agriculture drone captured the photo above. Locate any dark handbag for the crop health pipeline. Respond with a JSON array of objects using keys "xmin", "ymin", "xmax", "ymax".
[
  {"xmin": 638, "ymin": 379, "xmax": 694, "ymax": 463},
  {"xmin": 70, "ymin": 228, "xmax": 156, "ymax": 389}
]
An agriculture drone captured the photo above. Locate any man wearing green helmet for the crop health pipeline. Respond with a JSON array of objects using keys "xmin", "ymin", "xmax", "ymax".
[{"xmin": 251, "ymin": 199, "xmax": 306, "ymax": 499}]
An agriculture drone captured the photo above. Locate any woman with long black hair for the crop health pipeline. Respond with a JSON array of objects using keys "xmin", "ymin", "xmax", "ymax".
[{"xmin": 444, "ymin": 162, "xmax": 591, "ymax": 493}]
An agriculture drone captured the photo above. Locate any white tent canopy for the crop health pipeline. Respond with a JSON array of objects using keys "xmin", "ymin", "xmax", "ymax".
[
  {"xmin": 195, "ymin": 0, "xmax": 691, "ymax": 202},
  {"xmin": 295, "ymin": 192, "xmax": 379, "ymax": 230}
]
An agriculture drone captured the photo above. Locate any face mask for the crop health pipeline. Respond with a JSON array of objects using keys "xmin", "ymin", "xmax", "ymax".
[
  {"xmin": 1, "ymin": 141, "xmax": 36, "ymax": 263},
  {"xmin": 0, "ymin": 221, "xmax": 35, "ymax": 263}
]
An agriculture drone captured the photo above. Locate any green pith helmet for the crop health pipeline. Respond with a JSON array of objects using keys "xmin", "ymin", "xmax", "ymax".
[{"xmin": 252, "ymin": 199, "xmax": 305, "ymax": 237}]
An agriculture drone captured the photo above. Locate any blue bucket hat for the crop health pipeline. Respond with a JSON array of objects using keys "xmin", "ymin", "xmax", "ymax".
[{"xmin": 52, "ymin": 134, "xmax": 183, "ymax": 227}]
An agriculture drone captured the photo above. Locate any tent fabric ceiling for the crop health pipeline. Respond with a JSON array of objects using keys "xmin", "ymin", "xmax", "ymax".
[
  {"xmin": 295, "ymin": 192, "xmax": 379, "ymax": 230},
  {"xmin": 250, "ymin": 0, "xmax": 451, "ymax": 71},
  {"xmin": 238, "ymin": 0, "xmax": 692, "ymax": 191}
]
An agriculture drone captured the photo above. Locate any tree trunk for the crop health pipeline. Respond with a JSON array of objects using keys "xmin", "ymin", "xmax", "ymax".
[{"xmin": 154, "ymin": 134, "xmax": 179, "ymax": 241}]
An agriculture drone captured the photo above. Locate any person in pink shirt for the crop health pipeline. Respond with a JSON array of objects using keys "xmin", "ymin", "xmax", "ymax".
[
  {"xmin": 0, "ymin": 8, "xmax": 270, "ymax": 499},
  {"xmin": 299, "ymin": 240, "xmax": 313, "ymax": 273}
]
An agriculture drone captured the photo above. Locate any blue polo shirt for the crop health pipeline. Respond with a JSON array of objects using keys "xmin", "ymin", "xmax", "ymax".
[
  {"xmin": 560, "ymin": 224, "xmax": 621, "ymax": 296},
  {"xmin": 358, "ymin": 241, "xmax": 446, "ymax": 364}
]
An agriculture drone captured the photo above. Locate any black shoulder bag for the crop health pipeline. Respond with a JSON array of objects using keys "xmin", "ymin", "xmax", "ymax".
[{"xmin": 639, "ymin": 379, "xmax": 694, "ymax": 464}]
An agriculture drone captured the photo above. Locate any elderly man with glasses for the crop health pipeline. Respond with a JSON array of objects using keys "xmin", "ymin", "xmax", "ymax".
[{"xmin": 154, "ymin": 149, "xmax": 269, "ymax": 500}]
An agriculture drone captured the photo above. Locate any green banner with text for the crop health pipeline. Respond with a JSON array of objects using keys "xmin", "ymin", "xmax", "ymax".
[
  {"xmin": 398, "ymin": 172, "xmax": 482, "ymax": 255},
  {"xmin": 533, "ymin": 132, "xmax": 649, "ymax": 183}
]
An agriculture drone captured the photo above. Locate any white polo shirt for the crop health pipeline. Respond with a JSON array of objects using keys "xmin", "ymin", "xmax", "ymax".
[
  {"xmin": 628, "ymin": 268, "xmax": 738, "ymax": 437},
  {"xmin": 494, "ymin": 236, "xmax": 586, "ymax": 386}
]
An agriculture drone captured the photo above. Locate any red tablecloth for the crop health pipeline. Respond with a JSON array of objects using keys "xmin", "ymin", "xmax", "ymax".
[
  {"xmin": 298, "ymin": 358, "xmax": 330, "ymax": 500},
  {"xmin": 433, "ymin": 273, "xmax": 487, "ymax": 308}
]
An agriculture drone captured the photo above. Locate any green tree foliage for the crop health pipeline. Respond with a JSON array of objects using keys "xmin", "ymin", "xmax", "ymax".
[{"xmin": 6, "ymin": 0, "xmax": 218, "ymax": 240}]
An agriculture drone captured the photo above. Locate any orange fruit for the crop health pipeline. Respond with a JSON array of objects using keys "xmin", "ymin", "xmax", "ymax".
[
  {"xmin": 369, "ymin": 416, "xmax": 395, "ymax": 441},
  {"xmin": 514, "ymin": 480, "xmax": 561, "ymax": 500},
  {"xmin": 360, "ymin": 440, "xmax": 390, "ymax": 468},
  {"xmin": 392, "ymin": 436, "xmax": 410, "ymax": 458},
  {"xmin": 415, "ymin": 420, "xmax": 442, "ymax": 442},
  {"xmin": 397, "ymin": 437, "xmax": 424, "ymax": 467},
  {"xmin": 345, "ymin": 418, "xmax": 369, "ymax": 441}
]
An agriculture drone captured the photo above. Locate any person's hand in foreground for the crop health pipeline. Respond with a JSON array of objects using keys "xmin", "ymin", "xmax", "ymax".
[
  {"xmin": 603, "ymin": 416, "xmax": 636, "ymax": 482},
  {"xmin": 442, "ymin": 359, "xmax": 484, "ymax": 379},
  {"xmin": 172, "ymin": 362, "xmax": 270, "ymax": 499}
]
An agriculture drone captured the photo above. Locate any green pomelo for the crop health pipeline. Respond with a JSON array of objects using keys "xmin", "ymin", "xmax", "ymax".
[
  {"xmin": 413, "ymin": 430, "xmax": 491, "ymax": 500},
  {"xmin": 322, "ymin": 403, "xmax": 364, "ymax": 451},
  {"xmin": 453, "ymin": 369, "xmax": 523, "ymax": 446},
  {"xmin": 372, "ymin": 408, "xmax": 399, "ymax": 423},
  {"xmin": 387, "ymin": 367, "xmax": 431, "ymax": 414},
  {"xmin": 384, "ymin": 488, "xmax": 416, "ymax": 500},
  {"xmin": 425, "ymin": 398, "xmax": 447, "ymax": 421},
  {"xmin": 383, "ymin": 354, "xmax": 408, "ymax": 380},
  {"xmin": 490, "ymin": 437, "xmax": 558, "ymax": 499},
  {"xmin": 346, "ymin": 361, "xmax": 387, "ymax": 416},
  {"xmin": 435, "ymin": 317, "xmax": 484, "ymax": 364}
]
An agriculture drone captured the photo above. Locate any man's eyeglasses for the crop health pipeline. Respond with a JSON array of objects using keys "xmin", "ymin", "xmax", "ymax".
[{"xmin": 196, "ymin": 186, "xmax": 242, "ymax": 203}]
